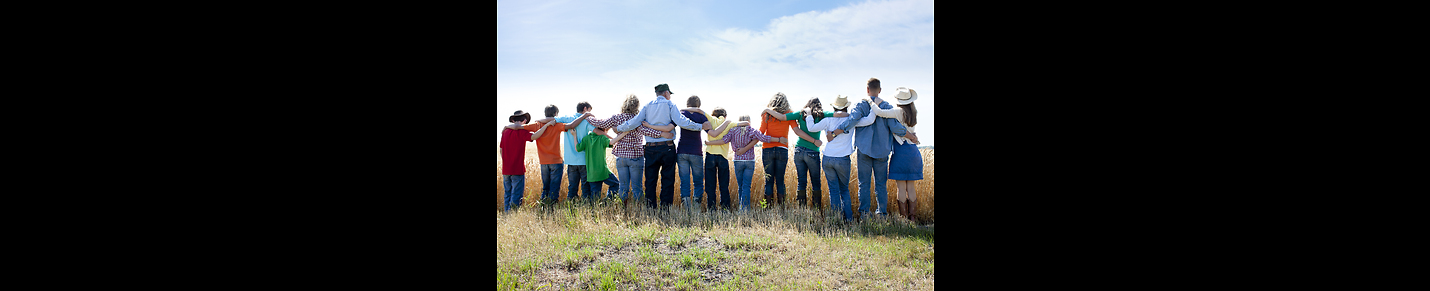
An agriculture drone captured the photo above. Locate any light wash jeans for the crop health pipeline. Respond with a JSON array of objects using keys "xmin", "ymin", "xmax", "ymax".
[
  {"xmin": 734, "ymin": 161, "xmax": 756, "ymax": 212},
  {"xmin": 856, "ymin": 150, "xmax": 890, "ymax": 216},
  {"xmin": 677, "ymin": 153, "xmax": 704, "ymax": 210},
  {"xmin": 823, "ymin": 155, "xmax": 852, "ymax": 221},
  {"xmin": 615, "ymin": 157, "xmax": 645, "ymax": 201},
  {"xmin": 503, "ymin": 175, "xmax": 525, "ymax": 212}
]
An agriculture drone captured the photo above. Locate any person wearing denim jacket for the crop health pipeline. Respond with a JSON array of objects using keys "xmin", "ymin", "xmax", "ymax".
[{"xmin": 828, "ymin": 78, "xmax": 918, "ymax": 217}]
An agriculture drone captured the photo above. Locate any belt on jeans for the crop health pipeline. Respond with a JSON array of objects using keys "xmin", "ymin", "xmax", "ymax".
[{"xmin": 644, "ymin": 141, "xmax": 674, "ymax": 147}]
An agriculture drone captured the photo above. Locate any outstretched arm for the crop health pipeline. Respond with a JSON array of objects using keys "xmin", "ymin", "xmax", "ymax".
[
  {"xmin": 864, "ymin": 98, "xmax": 905, "ymax": 118},
  {"xmin": 642, "ymin": 121, "xmax": 676, "ymax": 132},
  {"xmin": 763, "ymin": 109, "xmax": 789, "ymax": 121},
  {"xmin": 788, "ymin": 123, "xmax": 821, "ymax": 147},
  {"xmin": 565, "ymin": 112, "xmax": 593, "ymax": 130},
  {"xmin": 734, "ymin": 139, "xmax": 758, "ymax": 155},
  {"xmin": 530, "ymin": 120, "xmax": 556, "ymax": 140},
  {"xmin": 706, "ymin": 119, "xmax": 731, "ymax": 137}
]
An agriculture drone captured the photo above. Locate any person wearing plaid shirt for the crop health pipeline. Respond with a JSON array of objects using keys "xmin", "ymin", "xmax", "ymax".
[
  {"xmin": 587, "ymin": 95, "xmax": 674, "ymax": 204},
  {"xmin": 706, "ymin": 115, "xmax": 789, "ymax": 212}
]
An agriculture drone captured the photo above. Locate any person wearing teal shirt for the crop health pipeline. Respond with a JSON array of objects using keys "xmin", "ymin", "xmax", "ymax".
[{"xmin": 762, "ymin": 97, "xmax": 850, "ymax": 212}]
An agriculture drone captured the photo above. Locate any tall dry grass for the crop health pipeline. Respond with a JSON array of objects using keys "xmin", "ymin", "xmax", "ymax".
[{"xmin": 497, "ymin": 142, "xmax": 934, "ymax": 223}]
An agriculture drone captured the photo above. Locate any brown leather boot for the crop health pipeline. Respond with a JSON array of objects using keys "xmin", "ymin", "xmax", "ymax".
[{"xmin": 907, "ymin": 200, "xmax": 917, "ymax": 224}]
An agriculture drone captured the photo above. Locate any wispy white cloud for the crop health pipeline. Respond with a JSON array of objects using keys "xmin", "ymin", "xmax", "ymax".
[{"xmin": 498, "ymin": 0, "xmax": 936, "ymax": 146}]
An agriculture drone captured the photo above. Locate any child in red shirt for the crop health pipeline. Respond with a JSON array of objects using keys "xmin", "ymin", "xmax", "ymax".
[{"xmin": 500, "ymin": 110, "xmax": 556, "ymax": 212}]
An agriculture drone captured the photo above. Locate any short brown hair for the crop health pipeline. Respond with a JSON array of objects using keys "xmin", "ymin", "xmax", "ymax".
[
  {"xmin": 544, "ymin": 104, "xmax": 559, "ymax": 117},
  {"xmin": 576, "ymin": 102, "xmax": 592, "ymax": 113},
  {"xmin": 687, "ymin": 95, "xmax": 700, "ymax": 108},
  {"xmin": 712, "ymin": 107, "xmax": 727, "ymax": 118},
  {"xmin": 867, "ymin": 78, "xmax": 880, "ymax": 90}
]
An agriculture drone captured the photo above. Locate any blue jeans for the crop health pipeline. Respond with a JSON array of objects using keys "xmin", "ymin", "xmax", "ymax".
[
  {"xmin": 704, "ymin": 154, "xmax": 731, "ymax": 211},
  {"xmin": 503, "ymin": 175, "xmax": 525, "ymax": 212},
  {"xmin": 615, "ymin": 157, "xmax": 645, "ymax": 201},
  {"xmin": 566, "ymin": 165, "xmax": 589, "ymax": 202},
  {"xmin": 734, "ymin": 161, "xmax": 756, "ymax": 212},
  {"xmin": 677, "ymin": 153, "xmax": 704, "ymax": 209},
  {"xmin": 586, "ymin": 175, "xmax": 620, "ymax": 200},
  {"xmin": 762, "ymin": 147, "xmax": 788, "ymax": 206},
  {"xmin": 823, "ymin": 155, "xmax": 852, "ymax": 221},
  {"xmin": 856, "ymin": 150, "xmax": 890, "ymax": 215},
  {"xmin": 540, "ymin": 164, "xmax": 563, "ymax": 202},
  {"xmin": 792, "ymin": 147, "xmax": 822, "ymax": 208}
]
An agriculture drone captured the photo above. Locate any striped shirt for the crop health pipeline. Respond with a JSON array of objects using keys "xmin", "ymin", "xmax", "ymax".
[
  {"xmin": 588, "ymin": 113, "xmax": 664, "ymax": 159},
  {"xmin": 721, "ymin": 126, "xmax": 777, "ymax": 161}
]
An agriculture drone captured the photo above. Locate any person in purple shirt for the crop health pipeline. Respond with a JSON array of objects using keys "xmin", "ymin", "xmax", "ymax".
[
  {"xmin": 616, "ymin": 84, "xmax": 712, "ymax": 210},
  {"xmin": 828, "ymin": 78, "xmax": 919, "ymax": 218},
  {"xmin": 675, "ymin": 95, "xmax": 735, "ymax": 212}
]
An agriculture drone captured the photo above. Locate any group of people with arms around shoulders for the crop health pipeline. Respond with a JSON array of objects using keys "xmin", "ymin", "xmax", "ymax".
[{"xmin": 501, "ymin": 78, "xmax": 924, "ymax": 222}]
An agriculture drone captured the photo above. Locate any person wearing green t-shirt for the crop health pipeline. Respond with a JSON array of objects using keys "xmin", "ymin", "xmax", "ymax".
[
  {"xmin": 577, "ymin": 126, "xmax": 628, "ymax": 201},
  {"xmin": 761, "ymin": 97, "xmax": 850, "ymax": 213}
]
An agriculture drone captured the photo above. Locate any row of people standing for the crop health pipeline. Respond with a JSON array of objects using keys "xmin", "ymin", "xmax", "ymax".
[{"xmin": 499, "ymin": 79, "xmax": 922, "ymax": 222}]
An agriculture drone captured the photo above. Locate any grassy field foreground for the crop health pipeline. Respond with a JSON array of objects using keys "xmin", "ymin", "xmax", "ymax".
[{"xmin": 496, "ymin": 201, "xmax": 935, "ymax": 290}]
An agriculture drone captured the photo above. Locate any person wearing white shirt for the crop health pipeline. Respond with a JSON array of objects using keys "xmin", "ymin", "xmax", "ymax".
[{"xmin": 803, "ymin": 95, "xmax": 873, "ymax": 222}]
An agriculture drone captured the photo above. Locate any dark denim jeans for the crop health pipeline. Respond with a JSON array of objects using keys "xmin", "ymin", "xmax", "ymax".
[
  {"xmin": 762, "ymin": 147, "xmax": 788, "ymax": 206},
  {"xmin": 586, "ymin": 175, "xmax": 620, "ymax": 201},
  {"xmin": 823, "ymin": 155, "xmax": 852, "ymax": 221},
  {"xmin": 704, "ymin": 154, "xmax": 731, "ymax": 211},
  {"xmin": 540, "ymin": 164, "xmax": 563, "ymax": 202},
  {"xmin": 856, "ymin": 150, "xmax": 890, "ymax": 215},
  {"xmin": 644, "ymin": 144, "xmax": 677, "ymax": 208},
  {"xmin": 792, "ymin": 147, "xmax": 822, "ymax": 209},
  {"xmin": 677, "ymin": 153, "xmax": 704, "ymax": 210},
  {"xmin": 503, "ymin": 175, "xmax": 525, "ymax": 212},
  {"xmin": 566, "ymin": 165, "xmax": 589, "ymax": 202}
]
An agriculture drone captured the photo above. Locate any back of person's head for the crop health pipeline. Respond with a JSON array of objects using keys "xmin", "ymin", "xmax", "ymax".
[
  {"xmin": 898, "ymin": 102, "xmax": 917, "ymax": 127},
  {"xmin": 510, "ymin": 114, "xmax": 529, "ymax": 123},
  {"xmin": 767, "ymin": 93, "xmax": 790, "ymax": 113},
  {"xmin": 622, "ymin": 94, "xmax": 640, "ymax": 115},
  {"xmin": 738, "ymin": 115, "xmax": 750, "ymax": 122},
  {"xmin": 712, "ymin": 107, "xmax": 727, "ymax": 118},
  {"xmin": 804, "ymin": 97, "xmax": 823, "ymax": 123},
  {"xmin": 544, "ymin": 104, "xmax": 559, "ymax": 117},
  {"xmin": 576, "ymin": 101, "xmax": 593, "ymax": 113},
  {"xmin": 687, "ymin": 95, "xmax": 700, "ymax": 108},
  {"xmin": 867, "ymin": 78, "xmax": 881, "ymax": 90}
]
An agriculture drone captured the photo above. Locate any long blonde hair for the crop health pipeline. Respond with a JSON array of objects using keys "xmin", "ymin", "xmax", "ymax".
[
  {"xmin": 764, "ymin": 92, "xmax": 790, "ymax": 124},
  {"xmin": 621, "ymin": 94, "xmax": 640, "ymax": 115}
]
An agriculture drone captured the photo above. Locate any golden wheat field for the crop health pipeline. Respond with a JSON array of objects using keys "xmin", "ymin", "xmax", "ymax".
[{"xmin": 497, "ymin": 142, "xmax": 934, "ymax": 223}]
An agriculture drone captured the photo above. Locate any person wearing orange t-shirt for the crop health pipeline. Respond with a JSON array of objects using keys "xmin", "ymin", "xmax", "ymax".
[
  {"xmin": 507, "ymin": 105, "xmax": 566, "ymax": 206},
  {"xmin": 757, "ymin": 92, "xmax": 821, "ymax": 210}
]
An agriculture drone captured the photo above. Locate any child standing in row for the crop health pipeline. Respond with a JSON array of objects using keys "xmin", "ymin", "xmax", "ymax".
[
  {"xmin": 706, "ymin": 115, "xmax": 787, "ymax": 212},
  {"xmin": 500, "ymin": 110, "xmax": 557, "ymax": 212}
]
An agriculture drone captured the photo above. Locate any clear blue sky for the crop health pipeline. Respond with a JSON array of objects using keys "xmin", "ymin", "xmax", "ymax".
[{"xmin": 498, "ymin": 0, "xmax": 935, "ymax": 146}]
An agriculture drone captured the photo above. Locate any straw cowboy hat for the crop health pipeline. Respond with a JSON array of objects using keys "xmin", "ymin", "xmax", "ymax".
[
  {"xmin": 830, "ymin": 95, "xmax": 851, "ymax": 110},
  {"xmin": 893, "ymin": 87, "xmax": 918, "ymax": 105}
]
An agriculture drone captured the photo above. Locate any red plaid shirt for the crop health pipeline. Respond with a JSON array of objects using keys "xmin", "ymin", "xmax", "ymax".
[{"xmin": 588, "ymin": 113, "xmax": 664, "ymax": 158}]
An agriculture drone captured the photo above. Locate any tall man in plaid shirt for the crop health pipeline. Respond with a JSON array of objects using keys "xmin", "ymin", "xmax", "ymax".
[{"xmin": 616, "ymin": 84, "xmax": 711, "ymax": 210}]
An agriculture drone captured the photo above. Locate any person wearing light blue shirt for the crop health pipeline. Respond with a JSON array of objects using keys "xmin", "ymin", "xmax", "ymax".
[
  {"xmin": 616, "ymin": 83, "xmax": 708, "ymax": 210},
  {"xmin": 828, "ymin": 78, "xmax": 913, "ymax": 218},
  {"xmin": 553, "ymin": 102, "xmax": 597, "ymax": 202}
]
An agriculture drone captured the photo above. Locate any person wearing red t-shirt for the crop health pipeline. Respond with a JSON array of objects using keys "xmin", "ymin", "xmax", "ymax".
[{"xmin": 500, "ymin": 110, "xmax": 555, "ymax": 212}]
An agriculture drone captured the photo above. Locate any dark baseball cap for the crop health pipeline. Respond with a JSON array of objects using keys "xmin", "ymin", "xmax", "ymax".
[{"xmin": 654, "ymin": 83, "xmax": 673, "ymax": 94}]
